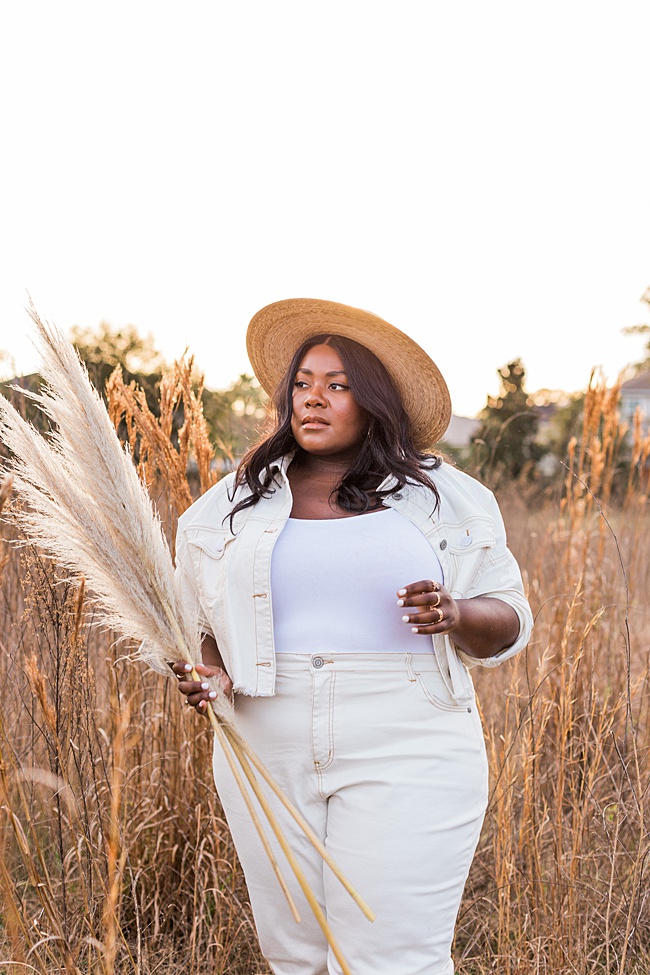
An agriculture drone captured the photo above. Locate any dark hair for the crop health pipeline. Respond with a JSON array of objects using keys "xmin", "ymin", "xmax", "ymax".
[{"xmin": 228, "ymin": 334, "xmax": 441, "ymax": 525}]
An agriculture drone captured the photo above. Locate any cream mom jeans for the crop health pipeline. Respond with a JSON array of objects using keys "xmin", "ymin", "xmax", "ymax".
[{"xmin": 212, "ymin": 652, "xmax": 489, "ymax": 975}]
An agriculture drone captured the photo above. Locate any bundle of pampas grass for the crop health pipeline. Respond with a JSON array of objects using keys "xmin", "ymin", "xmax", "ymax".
[{"xmin": 0, "ymin": 306, "xmax": 374, "ymax": 975}]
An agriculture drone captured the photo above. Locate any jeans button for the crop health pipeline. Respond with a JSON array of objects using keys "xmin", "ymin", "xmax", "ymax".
[{"xmin": 312, "ymin": 656, "xmax": 324, "ymax": 669}]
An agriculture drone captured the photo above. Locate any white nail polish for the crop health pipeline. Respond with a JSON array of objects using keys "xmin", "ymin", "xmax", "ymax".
[
  {"xmin": 208, "ymin": 691, "xmax": 217, "ymax": 699},
  {"xmin": 402, "ymin": 615, "xmax": 410, "ymax": 623},
  {"xmin": 183, "ymin": 663, "xmax": 192, "ymax": 672},
  {"xmin": 396, "ymin": 599, "xmax": 404, "ymax": 607},
  {"xmin": 411, "ymin": 627, "xmax": 419, "ymax": 633},
  {"xmin": 200, "ymin": 682, "xmax": 209, "ymax": 690},
  {"xmin": 397, "ymin": 588, "xmax": 406, "ymax": 596}
]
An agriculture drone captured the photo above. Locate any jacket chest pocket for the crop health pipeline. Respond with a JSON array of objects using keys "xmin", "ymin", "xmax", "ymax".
[
  {"xmin": 187, "ymin": 529, "xmax": 235, "ymax": 603},
  {"xmin": 443, "ymin": 517, "xmax": 496, "ymax": 596}
]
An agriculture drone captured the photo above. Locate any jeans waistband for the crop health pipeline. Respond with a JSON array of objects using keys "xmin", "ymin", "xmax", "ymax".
[{"xmin": 275, "ymin": 651, "xmax": 442, "ymax": 674}]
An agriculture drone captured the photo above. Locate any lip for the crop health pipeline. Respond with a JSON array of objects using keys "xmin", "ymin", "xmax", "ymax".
[{"xmin": 301, "ymin": 415, "xmax": 330, "ymax": 428}]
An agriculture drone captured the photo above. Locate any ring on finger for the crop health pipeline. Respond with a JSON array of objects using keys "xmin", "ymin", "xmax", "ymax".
[
  {"xmin": 431, "ymin": 581, "xmax": 441, "ymax": 592},
  {"xmin": 430, "ymin": 592, "xmax": 441, "ymax": 609},
  {"xmin": 435, "ymin": 607, "xmax": 444, "ymax": 624}
]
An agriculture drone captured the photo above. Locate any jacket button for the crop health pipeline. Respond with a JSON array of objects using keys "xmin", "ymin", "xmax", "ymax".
[
  {"xmin": 440, "ymin": 539, "xmax": 448, "ymax": 550},
  {"xmin": 393, "ymin": 492, "xmax": 403, "ymax": 500},
  {"xmin": 312, "ymin": 656, "xmax": 324, "ymax": 669}
]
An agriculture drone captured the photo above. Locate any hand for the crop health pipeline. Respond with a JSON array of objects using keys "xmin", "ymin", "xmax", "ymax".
[
  {"xmin": 170, "ymin": 661, "xmax": 233, "ymax": 715},
  {"xmin": 396, "ymin": 579, "xmax": 460, "ymax": 636}
]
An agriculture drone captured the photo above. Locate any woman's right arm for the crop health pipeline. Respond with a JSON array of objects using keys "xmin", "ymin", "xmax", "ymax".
[{"xmin": 171, "ymin": 633, "xmax": 234, "ymax": 713}]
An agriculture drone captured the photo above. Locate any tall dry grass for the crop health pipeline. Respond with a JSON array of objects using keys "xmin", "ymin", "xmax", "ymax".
[
  {"xmin": 457, "ymin": 371, "xmax": 650, "ymax": 974},
  {"xmin": 1, "ymin": 365, "xmax": 649, "ymax": 973},
  {"xmin": 0, "ymin": 364, "xmax": 264, "ymax": 975}
]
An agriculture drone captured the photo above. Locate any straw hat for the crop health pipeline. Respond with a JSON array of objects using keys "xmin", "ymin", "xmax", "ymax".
[{"xmin": 246, "ymin": 298, "xmax": 451, "ymax": 450}]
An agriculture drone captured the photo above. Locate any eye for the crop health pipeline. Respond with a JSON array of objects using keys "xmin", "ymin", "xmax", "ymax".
[
  {"xmin": 293, "ymin": 380, "xmax": 309, "ymax": 389},
  {"xmin": 329, "ymin": 382, "xmax": 349, "ymax": 391}
]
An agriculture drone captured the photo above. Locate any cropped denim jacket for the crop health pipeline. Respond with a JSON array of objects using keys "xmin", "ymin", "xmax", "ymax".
[{"xmin": 174, "ymin": 457, "xmax": 533, "ymax": 703}]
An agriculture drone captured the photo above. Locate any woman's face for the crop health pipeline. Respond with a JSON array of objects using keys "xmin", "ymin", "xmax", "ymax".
[{"xmin": 290, "ymin": 344, "xmax": 368, "ymax": 460}]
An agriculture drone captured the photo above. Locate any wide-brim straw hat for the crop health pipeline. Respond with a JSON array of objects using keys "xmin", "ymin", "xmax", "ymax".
[{"xmin": 246, "ymin": 298, "xmax": 451, "ymax": 450}]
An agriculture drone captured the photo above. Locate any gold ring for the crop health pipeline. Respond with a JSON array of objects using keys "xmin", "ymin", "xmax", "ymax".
[
  {"xmin": 435, "ymin": 608, "xmax": 444, "ymax": 624},
  {"xmin": 431, "ymin": 592, "xmax": 441, "ymax": 609},
  {"xmin": 431, "ymin": 581, "xmax": 441, "ymax": 592}
]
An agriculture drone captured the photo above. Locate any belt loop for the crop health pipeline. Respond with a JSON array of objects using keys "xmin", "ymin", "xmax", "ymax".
[{"xmin": 405, "ymin": 652, "xmax": 416, "ymax": 682}]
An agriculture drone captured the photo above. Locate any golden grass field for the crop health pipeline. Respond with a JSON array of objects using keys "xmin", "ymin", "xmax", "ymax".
[{"xmin": 1, "ymin": 368, "xmax": 649, "ymax": 974}]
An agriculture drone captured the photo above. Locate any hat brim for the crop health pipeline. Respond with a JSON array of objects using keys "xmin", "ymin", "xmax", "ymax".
[{"xmin": 246, "ymin": 298, "xmax": 451, "ymax": 450}]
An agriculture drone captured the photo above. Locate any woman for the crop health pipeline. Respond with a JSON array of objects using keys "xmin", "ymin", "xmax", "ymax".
[{"xmin": 172, "ymin": 299, "xmax": 533, "ymax": 975}]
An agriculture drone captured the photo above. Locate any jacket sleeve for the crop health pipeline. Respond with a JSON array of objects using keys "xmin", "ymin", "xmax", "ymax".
[{"xmin": 456, "ymin": 487, "xmax": 533, "ymax": 670}]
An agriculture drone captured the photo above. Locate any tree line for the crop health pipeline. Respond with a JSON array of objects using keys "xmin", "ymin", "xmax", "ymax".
[{"xmin": 2, "ymin": 311, "xmax": 649, "ymax": 492}]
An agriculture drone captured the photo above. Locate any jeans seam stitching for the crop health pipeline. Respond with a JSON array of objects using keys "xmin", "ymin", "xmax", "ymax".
[
  {"xmin": 414, "ymin": 671, "xmax": 471, "ymax": 712},
  {"xmin": 319, "ymin": 672, "xmax": 336, "ymax": 771}
]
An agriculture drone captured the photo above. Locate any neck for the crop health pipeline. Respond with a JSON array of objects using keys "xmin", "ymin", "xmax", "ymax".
[{"xmin": 291, "ymin": 449, "xmax": 354, "ymax": 482}]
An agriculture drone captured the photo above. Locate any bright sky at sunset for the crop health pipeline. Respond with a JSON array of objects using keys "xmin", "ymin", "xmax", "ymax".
[{"xmin": 1, "ymin": 2, "xmax": 649, "ymax": 418}]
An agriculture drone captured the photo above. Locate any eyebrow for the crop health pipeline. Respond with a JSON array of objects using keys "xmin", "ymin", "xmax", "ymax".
[{"xmin": 296, "ymin": 368, "xmax": 348, "ymax": 377}]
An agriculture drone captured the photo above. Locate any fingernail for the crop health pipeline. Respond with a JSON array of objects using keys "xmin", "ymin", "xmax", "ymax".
[
  {"xmin": 198, "ymin": 701, "xmax": 206, "ymax": 708},
  {"xmin": 208, "ymin": 691, "xmax": 217, "ymax": 699},
  {"xmin": 396, "ymin": 599, "xmax": 405, "ymax": 607},
  {"xmin": 183, "ymin": 663, "xmax": 192, "ymax": 672},
  {"xmin": 200, "ymin": 682, "xmax": 209, "ymax": 690},
  {"xmin": 402, "ymin": 615, "xmax": 410, "ymax": 623},
  {"xmin": 397, "ymin": 588, "xmax": 407, "ymax": 596},
  {"xmin": 411, "ymin": 627, "xmax": 419, "ymax": 633}
]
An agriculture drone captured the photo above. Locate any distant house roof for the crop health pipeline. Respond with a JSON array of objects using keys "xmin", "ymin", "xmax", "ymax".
[
  {"xmin": 441, "ymin": 414, "xmax": 480, "ymax": 448},
  {"xmin": 534, "ymin": 402, "xmax": 558, "ymax": 425},
  {"xmin": 621, "ymin": 370, "xmax": 650, "ymax": 392}
]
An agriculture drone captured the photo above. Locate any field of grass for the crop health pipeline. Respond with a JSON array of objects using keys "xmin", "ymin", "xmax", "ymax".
[{"xmin": 1, "ymin": 370, "xmax": 649, "ymax": 974}]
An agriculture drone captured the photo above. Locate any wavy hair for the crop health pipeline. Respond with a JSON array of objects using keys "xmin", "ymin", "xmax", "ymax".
[{"xmin": 229, "ymin": 334, "xmax": 442, "ymax": 524}]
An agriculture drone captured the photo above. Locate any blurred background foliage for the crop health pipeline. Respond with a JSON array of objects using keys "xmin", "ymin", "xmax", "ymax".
[
  {"xmin": 1, "ymin": 308, "xmax": 648, "ymax": 498},
  {"xmin": 0, "ymin": 322, "xmax": 269, "ymax": 466}
]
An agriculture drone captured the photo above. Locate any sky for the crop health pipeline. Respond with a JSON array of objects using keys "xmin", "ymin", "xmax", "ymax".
[{"xmin": 1, "ymin": 1, "xmax": 649, "ymax": 418}]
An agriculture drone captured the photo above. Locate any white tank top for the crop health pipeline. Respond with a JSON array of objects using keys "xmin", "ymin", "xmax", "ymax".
[{"xmin": 270, "ymin": 508, "xmax": 444, "ymax": 653}]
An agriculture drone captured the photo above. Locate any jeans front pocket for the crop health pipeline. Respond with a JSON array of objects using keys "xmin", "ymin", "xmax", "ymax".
[{"xmin": 413, "ymin": 668, "xmax": 474, "ymax": 713}]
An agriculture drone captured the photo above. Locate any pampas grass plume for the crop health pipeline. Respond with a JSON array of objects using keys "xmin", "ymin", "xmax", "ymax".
[
  {"xmin": 0, "ymin": 305, "xmax": 209, "ymax": 699},
  {"xmin": 0, "ymin": 306, "xmax": 374, "ymax": 975}
]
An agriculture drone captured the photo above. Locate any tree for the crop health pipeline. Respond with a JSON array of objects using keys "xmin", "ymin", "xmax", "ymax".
[
  {"xmin": 70, "ymin": 322, "xmax": 165, "ymax": 411},
  {"xmin": 72, "ymin": 324, "xmax": 269, "ymax": 461},
  {"xmin": 621, "ymin": 286, "xmax": 650, "ymax": 375},
  {"xmin": 202, "ymin": 374, "xmax": 269, "ymax": 460},
  {"xmin": 475, "ymin": 358, "xmax": 543, "ymax": 482},
  {"xmin": 543, "ymin": 391, "xmax": 585, "ymax": 462},
  {"xmin": 2, "ymin": 320, "xmax": 269, "ymax": 466}
]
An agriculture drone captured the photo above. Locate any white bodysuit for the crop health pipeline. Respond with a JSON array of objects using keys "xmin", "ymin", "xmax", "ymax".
[{"xmin": 270, "ymin": 508, "xmax": 444, "ymax": 653}]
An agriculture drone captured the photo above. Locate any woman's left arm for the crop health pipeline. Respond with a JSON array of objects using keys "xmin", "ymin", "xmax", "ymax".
[{"xmin": 397, "ymin": 582, "xmax": 520, "ymax": 659}]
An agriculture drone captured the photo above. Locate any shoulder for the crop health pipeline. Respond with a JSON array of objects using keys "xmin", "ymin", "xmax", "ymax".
[
  {"xmin": 177, "ymin": 471, "xmax": 240, "ymax": 535},
  {"xmin": 177, "ymin": 454, "xmax": 291, "ymax": 537},
  {"xmin": 429, "ymin": 461, "xmax": 496, "ymax": 506},
  {"xmin": 411, "ymin": 459, "xmax": 503, "ymax": 525}
]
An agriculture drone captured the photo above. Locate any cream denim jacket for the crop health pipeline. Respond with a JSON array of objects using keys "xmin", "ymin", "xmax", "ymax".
[{"xmin": 175, "ymin": 457, "xmax": 533, "ymax": 703}]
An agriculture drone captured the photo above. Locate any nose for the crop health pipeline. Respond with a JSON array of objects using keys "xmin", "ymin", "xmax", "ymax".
[{"xmin": 304, "ymin": 383, "xmax": 326, "ymax": 407}]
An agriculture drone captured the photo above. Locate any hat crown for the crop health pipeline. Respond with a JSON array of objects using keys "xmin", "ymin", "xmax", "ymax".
[{"xmin": 247, "ymin": 298, "xmax": 451, "ymax": 450}]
